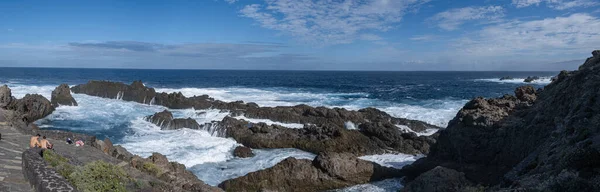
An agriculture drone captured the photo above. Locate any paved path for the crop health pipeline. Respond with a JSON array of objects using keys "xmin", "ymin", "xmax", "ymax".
[{"xmin": 0, "ymin": 124, "xmax": 34, "ymax": 192}]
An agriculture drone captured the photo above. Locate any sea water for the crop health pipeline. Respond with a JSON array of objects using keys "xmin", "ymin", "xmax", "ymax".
[{"xmin": 0, "ymin": 68, "xmax": 555, "ymax": 191}]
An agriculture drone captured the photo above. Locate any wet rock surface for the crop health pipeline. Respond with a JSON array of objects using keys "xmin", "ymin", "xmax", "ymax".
[
  {"xmin": 233, "ymin": 146, "xmax": 255, "ymax": 158},
  {"xmin": 401, "ymin": 166, "xmax": 474, "ymax": 192},
  {"xmin": 51, "ymin": 84, "xmax": 78, "ymax": 107},
  {"xmin": 402, "ymin": 50, "xmax": 600, "ymax": 191},
  {"xmin": 218, "ymin": 152, "xmax": 400, "ymax": 192},
  {"xmin": 71, "ymin": 81, "xmax": 439, "ymax": 134},
  {"xmin": 145, "ymin": 110, "xmax": 201, "ymax": 130},
  {"xmin": 217, "ymin": 117, "xmax": 435, "ymax": 155}
]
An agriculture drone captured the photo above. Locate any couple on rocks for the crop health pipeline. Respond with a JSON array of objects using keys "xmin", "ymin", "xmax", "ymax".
[{"xmin": 29, "ymin": 134, "xmax": 53, "ymax": 149}]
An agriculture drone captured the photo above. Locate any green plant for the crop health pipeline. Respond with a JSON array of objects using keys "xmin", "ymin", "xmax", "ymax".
[
  {"xmin": 42, "ymin": 150, "xmax": 75, "ymax": 178},
  {"xmin": 142, "ymin": 162, "xmax": 162, "ymax": 176},
  {"xmin": 68, "ymin": 161, "xmax": 130, "ymax": 192},
  {"xmin": 43, "ymin": 149, "xmax": 69, "ymax": 167}
]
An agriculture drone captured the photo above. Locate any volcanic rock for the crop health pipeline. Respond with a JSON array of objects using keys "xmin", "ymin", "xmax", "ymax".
[
  {"xmin": 499, "ymin": 76, "xmax": 513, "ymax": 81},
  {"xmin": 233, "ymin": 146, "xmax": 255, "ymax": 158},
  {"xmin": 6, "ymin": 94, "xmax": 54, "ymax": 124},
  {"xmin": 51, "ymin": 84, "xmax": 78, "ymax": 107},
  {"xmin": 218, "ymin": 152, "xmax": 400, "ymax": 192},
  {"xmin": 145, "ymin": 110, "xmax": 200, "ymax": 130},
  {"xmin": 0, "ymin": 85, "xmax": 13, "ymax": 108},
  {"xmin": 523, "ymin": 76, "xmax": 540, "ymax": 83},
  {"xmin": 401, "ymin": 166, "xmax": 474, "ymax": 192},
  {"xmin": 402, "ymin": 50, "xmax": 600, "ymax": 191}
]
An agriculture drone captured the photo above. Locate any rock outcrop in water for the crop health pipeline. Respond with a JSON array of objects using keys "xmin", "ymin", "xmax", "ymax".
[
  {"xmin": 145, "ymin": 110, "xmax": 201, "ymax": 130},
  {"xmin": 51, "ymin": 84, "xmax": 78, "ymax": 107},
  {"xmin": 523, "ymin": 76, "xmax": 540, "ymax": 83},
  {"xmin": 401, "ymin": 50, "xmax": 600, "ymax": 191},
  {"xmin": 233, "ymin": 146, "xmax": 255, "ymax": 158},
  {"xmin": 217, "ymin": 116, "xmax": 435, "ymax": 155},
  {"xmin": 71, "ymin": 81, "xmax": 439, "ymax": 134},
  {"xmin": 219, "ymin": 152, "xmax": 400, "ymax": 192},
  {"xmin": 0, "ymin": 87, "xmax": 55, "ymax": 130},
  {"xmin": 0, "ymin": 85, "xmax": 13, "ymax": 108}
]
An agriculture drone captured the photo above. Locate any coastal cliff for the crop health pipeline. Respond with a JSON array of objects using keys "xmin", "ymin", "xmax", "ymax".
[{"xmin": 401, "ymin": 50, "xmax": 600, "ymax": 191}]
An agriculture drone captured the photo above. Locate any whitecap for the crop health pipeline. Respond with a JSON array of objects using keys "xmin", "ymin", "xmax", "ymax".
[{"xmin": 475, "ymin": 77, "xmax": 553, "ymax": 85}]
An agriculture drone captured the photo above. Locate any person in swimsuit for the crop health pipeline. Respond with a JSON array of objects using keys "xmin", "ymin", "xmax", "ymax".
[
  {"xmin": 40, "ymin": 136, "xmax": 52, "ymax": 149},
  {"xmin": 29, "ymin": 134, "xmax": 41, "ymax": 148}
]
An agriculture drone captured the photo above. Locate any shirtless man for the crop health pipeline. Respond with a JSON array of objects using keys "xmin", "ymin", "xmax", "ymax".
[
  {"xmin": 40, "ymin": 136, "xmax": 52, "ymax": 149},
  {"xmin": 29, "ymin": 134, "xmax": 41, "ymax": 148}
]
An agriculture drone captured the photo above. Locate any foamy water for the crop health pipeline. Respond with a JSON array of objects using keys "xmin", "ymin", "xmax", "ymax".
[
  {"xmin": 475, "ymin": 76, "xmax": 553, "ymax": 85},
  {"xmin": 10, "ymin": 82, "xmax": 456, "ymax": 190}
]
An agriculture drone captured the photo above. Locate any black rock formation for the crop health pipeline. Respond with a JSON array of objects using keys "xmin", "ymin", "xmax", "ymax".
[
  {"xmin": 144, "ymin": 110, "xmax": 201, "ymax": 130},
  {"xmin": 51, "ymin": 84, "xmax": 78, "ymax": 107}
]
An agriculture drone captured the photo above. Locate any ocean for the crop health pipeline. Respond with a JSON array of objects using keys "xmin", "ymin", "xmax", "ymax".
[{"xmin": 0, "ymin": 68, "xmax": 557, "ymax": 191}]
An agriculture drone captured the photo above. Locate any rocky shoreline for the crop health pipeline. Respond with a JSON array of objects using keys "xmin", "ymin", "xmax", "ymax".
[{"xmin": 3, "ymin": 50, "xmax": 599, "ymax": 191}]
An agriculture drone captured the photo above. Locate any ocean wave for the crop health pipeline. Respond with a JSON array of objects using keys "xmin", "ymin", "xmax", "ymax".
[
  {"xmin": 333, "ymin": 178, "xmax": 404, "ymax": 192},
  {"xmin": 475, "ymin": 76, "xmax": 553, "ymax": 85}
]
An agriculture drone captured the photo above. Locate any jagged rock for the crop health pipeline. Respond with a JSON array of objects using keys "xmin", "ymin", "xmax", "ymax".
[
  {"xmin": 219, "ymin": 117, "xmax": 434, "ymax": 155},
  {"xmin": 131, "ymin": 153, "xmax": 222, "ymax": 192},
  {"xmin": 0, "ymin": 85, "xmax": 13, "ymax": 108},
  {"xmin": 6, "ymin": 94, "xmax": 55, "ymax": 124},
  {"xmin": 111, "ymin": 145, "xmax": 134, "ymax": 161},
  {"xmin": 219, "ymin": 152, "xmax": 400, "ymax": 192},
  {"xmin": 233, "ymin": 146, "xmax": 255, "ymax": 158},
  {"xmin": 499, "ymin": 76, "xmax": 513, "ymax": 81},
  {"xmin": 145, "ymin": 110, "xmax": 200, "ymax": 130},
  {"xmin": 401, "ymin": 166, "xmax": 474, "ymax": 192},
  {"xmin": 51, "ymin": 84, "xmax": 78, "ymax": 107},
  {"xmin": 402, "ymin": 51, "xmax": 600, "ymax": 191},
  {"xmin": 72, "ymin": 81, "xmax": 439, "ymax": 134},
  {"xmin": 523, "ymin": 76, "xmax": 540, "ymax": 83}
]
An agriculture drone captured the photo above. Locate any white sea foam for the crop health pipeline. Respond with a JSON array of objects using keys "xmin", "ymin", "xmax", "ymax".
[
  {"xmin": 344, "ymin": 121, "xmax": 358, "ymax": 130},
  {"xmin": 157, "ymin": 87, "xmax": 464, "ymax": 127},
  {"xmin": 233, "ymin": 115, "xmax": 305, "ymax": 129},
  {"xmin": 476, "ymin": 77, "xmax": 553, "ymax": 85},
  {"xmin": 190, "ymin": 148, "xmax": 315, "ymax": 186},
  {"xmin": 5, "ymin": 84, "xmax": 55, "ymax": 99},
  {"xmin": 121, "ymin": 118, "xmax": 239, "ymax": 167},
  {"xmin": 334, "ymin": 178, "xmax": 404, "ymax": 192},
  {"xmin": 396, "ymin": 125, "xmax": 439, "ymax": 136},
  {"xmin": 359, "ymin": 153, "xmax": 424, "ymax": 169}
]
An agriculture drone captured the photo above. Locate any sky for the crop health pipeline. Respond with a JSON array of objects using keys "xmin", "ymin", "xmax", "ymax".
[{"xmin": 1, "ymin": 0, "xmax": 599, "ymax": 71}]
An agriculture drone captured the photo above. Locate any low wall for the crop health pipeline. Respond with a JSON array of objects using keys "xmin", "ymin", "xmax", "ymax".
[{"xmin": 22, "ymin": 148, "xmax": 78, "ymax": 192}]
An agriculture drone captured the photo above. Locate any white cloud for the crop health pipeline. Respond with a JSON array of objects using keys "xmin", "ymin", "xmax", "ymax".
[
  {"xmin": 452, "ymin": 13, "xmax": 600, "ymax": 56},
  {"xmin": 428, "ymin": 6, "xmax": 505, "ymax": 31},
  {"xmin": 240, "ymin": 0, "xmax": 429, "ymax": 45},
  {"xmin": 223, "ymin": 0, "xmax": 238, "ymax": 4},
  {"xmin": 512, "ymin": 0, "xmax": 598, "ymax": 10},
  {"xmin": 409, "ymin": 34, "xmax": 438, "ymax": 41}
]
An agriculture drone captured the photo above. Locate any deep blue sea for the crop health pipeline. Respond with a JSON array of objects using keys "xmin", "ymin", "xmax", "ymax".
[{"xmin": 0, "ymin": 68, "xmax": 557, "ymax": 190}]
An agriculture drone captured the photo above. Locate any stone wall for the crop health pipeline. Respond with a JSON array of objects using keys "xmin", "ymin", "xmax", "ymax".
[{"xmin": 22, "ymin": 148, "xmax": 78, "ymax": 192}]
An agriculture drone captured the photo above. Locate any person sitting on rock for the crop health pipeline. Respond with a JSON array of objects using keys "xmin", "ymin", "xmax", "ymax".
[
  {"xmin": 75, "ymin": 139, "xmax": 84, "ymax": 147},
  {"xmin": 66, "ymin": 137, "xmax": 73, "ymax": 144},
  {"xmin": 40, "ymin": 136, "xmax": 53, "ymax": 149},
  {"xmin": 29, "ymin": 134, "xmax": 41, "ymax": 148}
]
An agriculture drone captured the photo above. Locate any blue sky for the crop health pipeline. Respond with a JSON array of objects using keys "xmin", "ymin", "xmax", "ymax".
[{"xmin": 1, "ymin": 0, "xmax": 599, "ymax": 70}]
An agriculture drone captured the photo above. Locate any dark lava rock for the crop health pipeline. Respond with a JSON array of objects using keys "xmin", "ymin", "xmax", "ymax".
[
  {"xmin": 219, "ymin": 152, "xmax": 400, "ymax": 192},
  {"xmin": 0, "ymin": 85, "xmax": 13, "ymax": 108},
  {"xmin": 402, "ymin": 50, "xmax": 600, "ymax": 191},
  {"xmin": 401, "ymin": 166, "xmax": 474, "ymax": 192},
  {"xmin": 72, "ymin": 81, "xmax": 439, "ymax": 134},
  {"xmin": 217, "ymin": 117, "xmax": 435, "ymax": 155},
  {"xmin": 499, "ymin": 76, "xmax": 513, "ymax": 80},
  {"xmin": 51, "ymin": 84, "xmax": 78, "ymax": 107},
  {"xmin": 131, "ymin": 153, "xmax": 222, "ymax": 192},
  {"xmin": 6, "ymin": 94, "xmax": 55, "ymax": 124},
  {"xmin": 523, "ymin": 76, "xmax": 540, "ymax": 83},
  {"xmin": 145, "ymin": 110, "xmax": 200, "ymax": 130},
  {"xmin": 233, "ymin": 146, "xmax": 255, "ymax": 158}
]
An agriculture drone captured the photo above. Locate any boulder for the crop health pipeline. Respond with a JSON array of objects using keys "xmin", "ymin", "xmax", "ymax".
[
  {"xmin": 145, "ymin": 110, "xmax": 201, "ymax": 130},
  {"xmin": 233, "ymin": 146, "xmax": 255, "ymax": 158},
  {"xmin": 219, "ymin": 152, "xmax": 400, "ymax": 192},
  {"xmin": 401, "ymin": 166, "xmax": 474, "ymax": 192},
  {"xmin": 131, "ymin": 153, "xmax": 222, "ymax": 192},
  {"xmin": 51, "ymin": 84, "xmax": 78, "ymax": 107},
  {"xmin": 6, "ymin": 94, "xmax": 55, "ymax": 123},
  {"xmin": 0, "ymin": 85, "xmax": 13, "ymax": 108}
]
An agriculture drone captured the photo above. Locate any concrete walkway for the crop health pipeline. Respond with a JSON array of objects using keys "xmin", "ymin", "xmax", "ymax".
[{"xmin": 0, "ymin": 124, "xmax": 34, "ymax": 192}]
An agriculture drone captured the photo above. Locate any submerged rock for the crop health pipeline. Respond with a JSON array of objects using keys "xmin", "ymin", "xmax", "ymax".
[
  {"xmin": 523, "ymin": 76, "xmax": 540, "ymax": 83},
  {"xmin": 233, "ymin": 146, "xmax": 255, "ymax": 158},
  {"xmin": 51, "ymin": 84, "xmax": 78, "ymax": 107},
  {"xmin": 219, "ymin": 152, "xmax": 400, "ymax": 192},
  {"xmin": 499, "ymin": 76, "xmax": 513, "ymax": 81},
  {"xmin": 145, "ymin": 110, "xmax": 200, "ymax": 130},
  {"xmin": 402, "ymin": 50, "xmax": 600, "ymax": 191}
]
